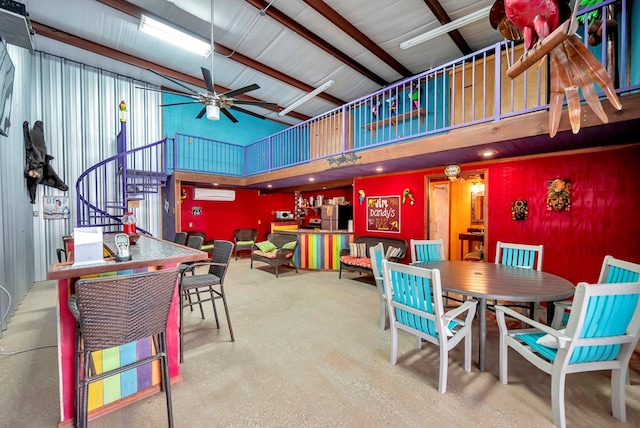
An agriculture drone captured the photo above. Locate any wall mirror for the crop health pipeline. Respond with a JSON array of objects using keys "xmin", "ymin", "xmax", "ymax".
[{"xmin": 471, "ymin": 186, "xmax": 484, "ymax": 225}]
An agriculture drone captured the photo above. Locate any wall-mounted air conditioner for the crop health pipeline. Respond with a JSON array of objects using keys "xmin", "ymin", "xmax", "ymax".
[{"xmin": 193, "ymin": 188, "xmax": 236, "ymax": 201}]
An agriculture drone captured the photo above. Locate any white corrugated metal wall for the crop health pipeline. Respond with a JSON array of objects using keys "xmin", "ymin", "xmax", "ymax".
[{"xmin": 0, "ymin": 45, "xmax": 162, "ymax": 334}]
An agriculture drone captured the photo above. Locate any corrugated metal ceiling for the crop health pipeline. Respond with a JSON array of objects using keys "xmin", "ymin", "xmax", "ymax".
[{"xmin": 19, "ymin": 0, "xmax": 504, "ymax": 124}]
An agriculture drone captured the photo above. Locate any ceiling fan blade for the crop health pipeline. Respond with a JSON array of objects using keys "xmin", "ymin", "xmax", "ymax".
[
  {"xmin": 231, "ymin": 100, "xmax": 277, "ymax": 107},
  {"xmin": 201, "ymin": 67, "xmax": 215, "ymax": 93},
  {"xmin": 196, "ymin": 106, "xmax": 207, "ymax": 119},
  {"xmin": 230, "ymin": 106, "xmax": 268, "ymax": 120},
  {"xmin": 160, "ymin": 101, "xmax": 201, "ymax": 107},
  {"xmin": 221, "ymin": 108, "xmax": 239, "ymax": 123},
  {"xmin": 146, "ymin": 68, "xmax": 201, "ymax": 96},
  {"xmin": 221, "ymin": 83, "xmax": 260, "ymax": 98}
]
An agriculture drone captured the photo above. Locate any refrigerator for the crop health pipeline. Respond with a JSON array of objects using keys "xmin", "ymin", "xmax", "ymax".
[{"xmin": 321, "ymin": 205, "xmax": 353, "ymax": 231}]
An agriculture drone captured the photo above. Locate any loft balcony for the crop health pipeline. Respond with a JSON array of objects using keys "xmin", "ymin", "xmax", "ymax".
[{"xmin": 167, "ymin": 0, "xmax": 640, "ymax": 190}]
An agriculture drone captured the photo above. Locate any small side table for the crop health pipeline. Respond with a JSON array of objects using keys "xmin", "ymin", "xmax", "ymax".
[{"xmin": 458, "ymin": 232, "xmax": 484, "ymax": 260}]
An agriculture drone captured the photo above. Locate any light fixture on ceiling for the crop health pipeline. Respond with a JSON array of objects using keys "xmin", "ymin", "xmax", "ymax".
[
  {"xmin": 375, "ymin": 166, "xmax": 384, "ymax": 172},
  {"xmin": 481, "ymin": 149, "xmax": 497, "ymax": 157},
  {"xmin": 278, "ymin": 80, "xmax": 335, "ymax": 117},
  {"xmin": 206, "ymin": 103, "xmax": 220, "ymax": 120},
  {"xmin": 400, "ymin": 5, "xmax": 492, "ymax": 50},
  {"xmin": 139, "ymin": 14, "xmax": 212, "ymax": 57}
]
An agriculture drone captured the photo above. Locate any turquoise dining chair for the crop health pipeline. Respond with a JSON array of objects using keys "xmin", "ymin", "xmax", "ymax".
[
  {"xmin": 496, "ymin": 280, "xmax": 640, "ymax": 428},
  {"xmin": 368, "ymin": 242, "xmax": 387, "ymax": 330},
  {"xmin": 409, "ymin": 239, "xmax": 445, "ymax": 264},
  {"xmin": 552, "ymin": 255, "xmax": 640, "ymax": 328},
  {"xmin": 381, "ymin": 260, "xmax": 477, "ymax": 393},
  {"xmin": 494, "ymin": 241, "xmax": 544, "ymax": 318}
]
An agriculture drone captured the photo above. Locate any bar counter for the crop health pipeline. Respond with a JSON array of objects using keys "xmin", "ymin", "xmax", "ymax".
[
  {"xmin": 48, "ymin": 234, "xmax": 207, "ymax": 426},
  {"xmin": 290, "ymin": 229, "xmax": 353, "ymax": 270}
]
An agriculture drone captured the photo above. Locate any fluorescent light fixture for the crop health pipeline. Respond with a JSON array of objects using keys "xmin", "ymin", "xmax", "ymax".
[
  {"xmin": 400, "ymin": 6, "xmax": 492, "ymax": 50},
  {"xmin": 206, "ymin": 104, "xmax": 220, "ymax": 120},
  {"xmin": 278, "ymin": 80, "xmax": 334, "ymax": 117},
  {"xmin": 139, "ymin": 14, "xmax": 211, "ymax": 57}
]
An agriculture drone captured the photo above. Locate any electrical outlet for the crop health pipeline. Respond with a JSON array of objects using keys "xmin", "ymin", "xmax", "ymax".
[
  {"xmin": 33, "ymin": 211, "xmax": 39, "ymax": 217},
  {"xmin": 189, "ymin": 222, "xmax": 193, "ymax": 227},
  {"xmin": 257, "ymin": 220, "xmax": 261, "ymax": 225}
]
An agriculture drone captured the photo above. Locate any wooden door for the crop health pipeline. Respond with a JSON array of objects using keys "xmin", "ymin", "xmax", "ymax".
[{"xmin": 429, "ymin": 180, "xmax": 450, "ymax": 258}]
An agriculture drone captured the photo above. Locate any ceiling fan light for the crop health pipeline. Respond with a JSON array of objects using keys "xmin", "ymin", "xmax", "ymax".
[
  {"xmin": 206, "ymin": 104, "xmax": 220, "ymax": 120},
  {"xmin": 139, "ymin": 14, "xmax": 212, "ymax": 57}
]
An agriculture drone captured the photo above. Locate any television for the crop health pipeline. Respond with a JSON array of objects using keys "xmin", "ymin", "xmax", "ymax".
[{"xmin": 0, "ymin": 39, "xmax": 15, "ymax": 137}]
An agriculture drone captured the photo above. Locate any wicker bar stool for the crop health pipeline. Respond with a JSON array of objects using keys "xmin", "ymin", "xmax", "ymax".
[
  {"xmin": 73, "ymin": 269, "xmax": 180, "ymax": 427},
  {"xmin": 180, "ymin": 240, "xmax": 234, "ymax": 362}
]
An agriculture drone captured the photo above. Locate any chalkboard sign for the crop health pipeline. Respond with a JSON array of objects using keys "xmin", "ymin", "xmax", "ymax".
[{"xmin": 366, "ymin": 195, "xmax": 400, "ymax": 233}]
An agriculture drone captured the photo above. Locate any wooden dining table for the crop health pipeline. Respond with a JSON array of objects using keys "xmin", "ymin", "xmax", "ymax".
[{"xmin": 413, "ymin": 260, "xmax": 575, "ymax": 371}]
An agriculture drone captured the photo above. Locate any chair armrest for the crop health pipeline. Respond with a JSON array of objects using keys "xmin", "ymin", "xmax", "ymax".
[
  {"xmin": 442, "ymin": 299, "xmax": 477, "ymax": 324},
  {"xmin": 553, "ymin": 300, "xmax": 573, "ymax": 311},
  {"xmin": 495, "ymin": 305, "xmax": 571, "ymax": 347},
  {"xmin": 340, "ymin": 248, "xmax": 350, "ymax": 256}
]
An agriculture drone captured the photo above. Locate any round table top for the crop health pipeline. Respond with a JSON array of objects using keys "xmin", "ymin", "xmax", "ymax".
[{"xmin": 413, "ymin": 260, "xmax": 575, "ymax": 302}]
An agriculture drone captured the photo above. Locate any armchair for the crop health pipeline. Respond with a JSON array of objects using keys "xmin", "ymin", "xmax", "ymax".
[
  {"xmin": 250, "ymin": 232, "xmax": 299, "ymax": 278},
  {"xmin": 234, "ymin": 228, "xmax": 258, "ymax": 260},
  {"xmin": 496, "ymin": 281, "xmax": 640, "ymax": 428},
  {"xmin": 382, "ymin": 260, "xmax": 477, "ymax": 393}
]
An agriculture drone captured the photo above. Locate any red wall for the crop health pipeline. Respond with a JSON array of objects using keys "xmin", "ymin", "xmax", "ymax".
[
  {"xmin": 353, "ymin": 173, "xmax": 428, "ymax": 262},
  {"xmin": 485, "ymin": 145, "xmax": 640, "ymax": 284},
  {"xmin": 180, "ymin": 186, "xmax": 292, "ymax": 242},
  {"xmin": 352, "ymin": 144, "xmax": 640, "ymax": 284}
]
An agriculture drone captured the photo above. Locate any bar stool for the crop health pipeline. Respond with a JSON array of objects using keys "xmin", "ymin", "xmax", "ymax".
[{"xmin": 73, "ymin": 269, "xmax": 179, "ymax": 427}]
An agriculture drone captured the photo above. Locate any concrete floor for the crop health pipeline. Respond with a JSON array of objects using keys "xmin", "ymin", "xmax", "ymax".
[{"xmin": 1, "ymin": 258, "xmax": 639, "ymax": 427}]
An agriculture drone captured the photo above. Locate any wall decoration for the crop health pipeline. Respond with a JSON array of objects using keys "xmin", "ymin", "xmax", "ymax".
[
  {"xmin": 43, "ymin": 195, "xmax": 70, "ymax": 219},
  {"xmin": 370, "ymin": 97, "xmax": 381, "ymax": 117},
  {"xmin": 366, "ymin": 195, "xmax": 400, "ymax": 233},
  {"xmin": 24, "ymin": 121, "xmax": 69, "ymax": 204},
  {"xmin": 358, "ymin": 190, "xmax": 365, "ymax": 205},
  {"xmin": 511, "ymin": 199, "xmax": 529, "ymax": 220},
  {"xmin": 402, "ymin": 188, "xmax": 415, "ymax": 205},
  {"xmin": 386, "ymin": 95, "xmax": 397, "ymax": 114},
  {"xmin": 444, "ymin": 164, "xmax": 461, "ymax": 181},
  {"xmin": 192, "ymin": 206, "xmax": 202, "ymax": 216},
  {"xmin": 547, "ymin": 178, "xmax": 571, "ymax": 211},
  {"xmin": 181, "ymin": 187, "xmax": 188, "ymax": 201},
  {"xmin": 327, "ymin": 152, "xmax": 361, "ymax": 168},
  {"xmin": 408, "ymin": 84, "xmax": 420, "ymax": 110}
]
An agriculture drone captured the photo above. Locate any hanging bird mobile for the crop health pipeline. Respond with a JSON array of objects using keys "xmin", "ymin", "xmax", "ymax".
[{"xmin": 489, "ymin": 0, "xmax": 622, "ymax": 138}]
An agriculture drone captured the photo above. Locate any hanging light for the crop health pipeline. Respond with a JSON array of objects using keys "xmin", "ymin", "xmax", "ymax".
[{"xmin": 206, "ymin": 103, "xmax": 220, "ymax": 120}]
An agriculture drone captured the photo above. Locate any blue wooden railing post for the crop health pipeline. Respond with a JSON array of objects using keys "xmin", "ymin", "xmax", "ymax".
[{"xmin": 494, "ymin": 42, "xmax": 502, "ymax": 122}]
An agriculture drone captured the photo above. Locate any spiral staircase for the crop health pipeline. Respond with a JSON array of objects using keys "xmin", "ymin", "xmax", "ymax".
[{"xmin": 75, "ymin": 121, "xmax": 168, "ymax": 235}]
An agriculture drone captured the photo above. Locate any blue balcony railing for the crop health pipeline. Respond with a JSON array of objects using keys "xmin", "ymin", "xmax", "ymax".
[{"xmin": 168, "ymin": 0, "xmax": 638, "ymax": 178}]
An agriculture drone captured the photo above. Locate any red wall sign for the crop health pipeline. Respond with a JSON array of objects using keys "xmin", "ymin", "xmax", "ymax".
[{"xmin": 366, "ymin": 195, "xmax": 401, "ymax": 233}]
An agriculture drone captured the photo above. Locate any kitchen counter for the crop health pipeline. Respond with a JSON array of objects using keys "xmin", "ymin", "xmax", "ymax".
[{"xmin": 293, "ymin": 229, "xmax": 353, "ymax": 270}]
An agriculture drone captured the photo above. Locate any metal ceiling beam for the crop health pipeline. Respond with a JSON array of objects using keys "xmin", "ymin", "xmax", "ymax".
[
  {"xmin": 422, "ymin": 0, "xmax": 473, "ymax": 55},
  {"xmin": 302, "ymin": 0, "xmax": 413, "ymax": 78},
  {"xmin": 31, "ymin": 21, "xmax": 311, "ymax": 122},
  {"xmin": 245, "ymin": 0, "xmax": 389, "ymax": 86},
  {"xmin": 96, "ymin": 0, "xmax": 345, "ymax": 107}
]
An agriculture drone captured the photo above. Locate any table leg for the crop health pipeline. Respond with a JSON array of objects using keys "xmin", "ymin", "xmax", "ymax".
[
  {"xmin": 547, "ymin": 300, "xmax": 556, "ymax": 326},
  {"xmin": 478, "ymin": 297, "xmax": 487, "ymax": 371}
]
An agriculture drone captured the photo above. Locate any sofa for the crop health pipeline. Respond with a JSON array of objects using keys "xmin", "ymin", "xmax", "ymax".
[
  {"xmin": 339, "ymin": 236, "xmax": 408, "ymax": 279},
  {"xmin": 250, "ymin": 232, "xmax": 299, "ymax": 278}
]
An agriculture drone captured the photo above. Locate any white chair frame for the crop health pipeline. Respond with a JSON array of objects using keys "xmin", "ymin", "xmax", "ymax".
[
  {"xmin": 496, "ymin": 281, "xmax": 640, "ymax": 428},
  {"xmin": 382, "ymin": 260, "xmax": 477, "ymax": 393},
  {"xmin": 369, "ymin": 242, "xmax": 388, "ymax": 330}
]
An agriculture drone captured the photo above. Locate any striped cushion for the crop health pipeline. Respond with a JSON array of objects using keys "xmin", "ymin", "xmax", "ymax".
[
  {"xmin": 340, "ymin": 255, "xmax": 372, "ymax": 268},
  {"xmin": 385, "ymin": 246, "xmax": 402, "ymax": 259},
  {"xmin": 349, "ymin": 243, "xmax": 367, "ymax": 258}
]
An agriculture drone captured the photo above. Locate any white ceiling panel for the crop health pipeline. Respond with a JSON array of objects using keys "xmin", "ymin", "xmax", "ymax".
[{"xmin": 18, "ymin": 0, "xmax": 514, "ymax": 123}]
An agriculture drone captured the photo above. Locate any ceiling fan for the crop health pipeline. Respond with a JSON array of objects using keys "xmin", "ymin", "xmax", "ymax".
[
  {"xmin": 142, "ymin": 0, "xmax": 276, "ymax": 123},
  {"xmin": 147, "ymin": 67, "xmax": 276, "ymax": 123}
]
